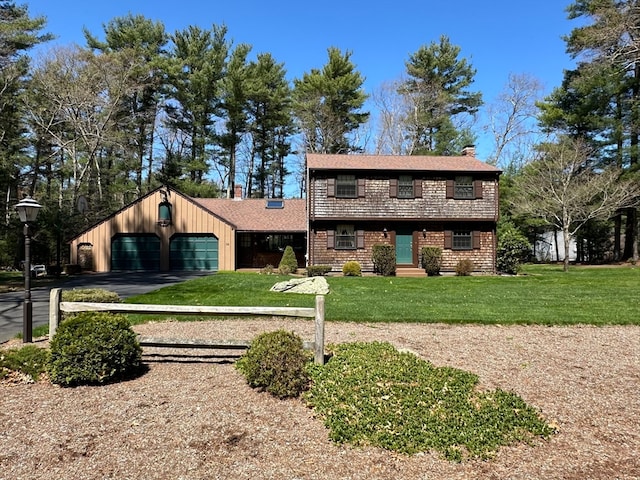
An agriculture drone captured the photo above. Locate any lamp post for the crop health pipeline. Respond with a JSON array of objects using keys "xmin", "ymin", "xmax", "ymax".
[{"xmin": 15, "ymin": 196, "xmax": 42, "ymax": 343}]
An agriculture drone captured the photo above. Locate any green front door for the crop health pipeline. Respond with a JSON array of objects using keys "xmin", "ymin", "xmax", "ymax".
[{"xmin": 396, "ymin": 231, "xmax": 413, "ymax": 265}]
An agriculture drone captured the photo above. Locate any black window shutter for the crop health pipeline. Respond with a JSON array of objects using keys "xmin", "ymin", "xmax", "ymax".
[
  {"xmin": 444, "ymin": 230, "xmax": 453, "ymax": 249},
  {"xmin": 446, "ymin": 179, "xmax": 454, "ymax": 198},
  {"xmin": 474, "ymin": 180, "xmax": 483, "ymax": 199},
  {"xmin": 413, "ymin": 179, "xmax": 422, "ymax": 198},
  {"xmin": 356, "ymin": 230, "xmax": 365, "ymax": 249},
  {"xmin": 473, "ymin": 231, "xmax": 481, "ymax": 249},
  {"xmin": 357, "ymin": 178, "xmax": 366, "ymax": 197},
  {"xmin": 327, "ymin": 230, "xmax": 335, "ymax": 249},
  {"xmin": 327, "ymin": 178, "xmax": 336, "ymax": 197},
  {"xmin": 389, "ymin": 179, "xmax": 398, "ymax": 198}
]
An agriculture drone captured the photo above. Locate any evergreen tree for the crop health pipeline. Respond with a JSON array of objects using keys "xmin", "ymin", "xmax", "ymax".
[
  {"xmin": 0, "ymin": 1, "xmax": 52, "ymax": 222},
  {"xmin": 292, "ymin": 47, "xmax": 368, "ymax": 155},
  {"xmin": 401, "ymin": 36, "xmax": 482, "ymax": 155},
  {"xmin": 217, "ymin": 43, "xmax": 251, "ymax": 198},
  {"xmin": 84, "ymin": 14, "xmax": 169, "ymax": 195},
  {"xmin": 164, "ymin": 24, "xmax": 229, "ymax": 186},
  {"xmin": 539, "ymin": 0, "xmax": 640, "ymax": 260},
  {"xmin": 245, "ymin": 53, "xmax": 294, "ymax": 198}
]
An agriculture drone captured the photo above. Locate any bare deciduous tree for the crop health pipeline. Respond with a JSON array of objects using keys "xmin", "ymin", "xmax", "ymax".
[
  {"xmin": 484, "ymin": 73, "xmax": 545, "ymax": 169},
  {"xmin": 513, "ymin": 137, "xmax": 640, "ymax": 271}
]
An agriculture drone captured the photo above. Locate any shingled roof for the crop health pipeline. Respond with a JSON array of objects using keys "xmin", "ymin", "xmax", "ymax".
[
  {"xmin": 306, "ymin": 153, "xmax": 502, "ymax": 173},
  {"xmin": 193, "ymin": 198, "xmax": 307, "ymax": 232}
]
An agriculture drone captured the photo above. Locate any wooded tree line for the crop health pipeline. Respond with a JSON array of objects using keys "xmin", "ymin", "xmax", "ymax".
[{"xmin": 1, "ymin": 0, "xmax": 639, "ymax": 269}]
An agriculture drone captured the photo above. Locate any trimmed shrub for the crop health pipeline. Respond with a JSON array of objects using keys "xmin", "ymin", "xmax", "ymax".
[
  {"xmin": 342, "ymin": 260, "xmax": 362, "ymax": 276},
  {"xmin": 497, "ymin": 222, "xmax": 531, "ymax": 274},
  {"xmin": 236, "ymin": 330, "xmax": 310, "ymax": 399},
  {"xmin": 48, "ymin": 312, "xmax": 142, "ymax": 387},
  {"xmin": 306, "ymin": 265, "xmax": 332, "ymax": 277},
  {"xmin": 421, "ymin": 246, "xmax": 442, "ymax": 276},
  {"xmin": 0, "ymin": 345, "xmax": 50, "ymax": 381},
  {"xmin": 278, "ymin": 245, "xmax": 298, "ymax": 275},
  {"xmin": 455, "ymin": 259, "xmax": 475, "ymax": 276},
  {"xmin": 62, "ymin": 288, "xmax": 121, "ymax": 303},
  {"xmin": 372, "ymin": 244, "xmax": 396, "ymax": 276}
]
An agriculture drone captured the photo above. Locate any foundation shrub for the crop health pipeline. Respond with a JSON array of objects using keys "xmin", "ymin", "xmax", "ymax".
[
  {"xmin": 372, "ymin": 244, "xmax": 396, "ymax": 276},
  {"xmin": 306, "ymin": 265, "xmax": 332, "ymax": 277},
  {"xmin": 48, "ymin": 312, "xmax": 142, "ymax": 387},
  {"xmin": 236, "ymin": 330, "xmax": 310, "ymax": 399},
  {"xmin": 342, "ymin": 260, "xmax": 362, "ymax": 276},
  {"xmin": 455, "ymin": 259, "xmax": 475, "ymax": 276},
  {"xmin": 421, "ymin": 246, "xmax": 442, "ymax": 276}
]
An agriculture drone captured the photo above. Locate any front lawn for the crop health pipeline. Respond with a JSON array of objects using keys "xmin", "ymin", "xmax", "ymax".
[{"xmin": 126, "ymin": 264, "xmax": 640, "ymax": 325}]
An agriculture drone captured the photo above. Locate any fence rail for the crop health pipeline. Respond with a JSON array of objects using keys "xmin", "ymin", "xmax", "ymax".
[{"xmin": 49, "ymin": 288, "xmax": 325, "ymax": 364}]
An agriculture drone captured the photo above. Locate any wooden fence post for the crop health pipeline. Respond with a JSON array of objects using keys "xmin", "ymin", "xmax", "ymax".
[
  {"xmin": 314, "ymin": 295, "xmax": 325, "ymax": 365},
  {"xmin": 49, "ymin": 288, "xmax": 62, "ymax": 339}
]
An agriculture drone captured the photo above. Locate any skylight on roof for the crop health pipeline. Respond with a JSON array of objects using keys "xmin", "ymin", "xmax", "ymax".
[{"xmin": 266, "ymin": 199, "xmax": 284, "ymax": 209}]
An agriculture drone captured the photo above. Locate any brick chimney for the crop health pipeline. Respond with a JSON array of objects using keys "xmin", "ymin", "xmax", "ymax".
[
  {"xmin": 461, "ymin": 145, "xmax": 476, "ymax": 157},
  {"xmin": 233, "ymin": 184, "xmax": 243, "ymax": 199}
]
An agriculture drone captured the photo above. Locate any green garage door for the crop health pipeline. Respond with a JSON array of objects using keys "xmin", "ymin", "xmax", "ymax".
[
  {"xmin": 170, "ymin": 234, "xmax": 218, "ymax": 271},
  {"xmin": 111, "ymin": 235, "xmax": 160, "ymax": 271}
]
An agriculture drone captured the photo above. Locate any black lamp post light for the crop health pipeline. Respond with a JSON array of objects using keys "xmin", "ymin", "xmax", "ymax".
[{"xmin": 14, "ymin": 195, "xmax": 42, "ymax": 343}]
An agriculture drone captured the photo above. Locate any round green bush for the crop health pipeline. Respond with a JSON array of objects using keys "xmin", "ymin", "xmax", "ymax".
[
  {"xmin": 342, "ymin": 260, "xmax": 362, "ymax": 276},
  {"xmin": 48, "ymin": 312, "xmax": 143, "ymax": 387},
  {"xmin": 236, "ymin": 330, "xmax": 310, "ymax": 399}
]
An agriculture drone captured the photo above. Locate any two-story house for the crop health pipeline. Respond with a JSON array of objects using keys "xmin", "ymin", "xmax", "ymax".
[{"xmin": 306, "ymin": 147, "xmax": 502, "ymax": 274}]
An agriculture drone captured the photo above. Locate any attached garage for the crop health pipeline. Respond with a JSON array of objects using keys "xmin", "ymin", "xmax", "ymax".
[
  {"xmin": 170, "ymin": 234, "xmax": 218, "ymax": 271},
  {"xmin": 111, "ymin": 234, "xmax": 161, "ymax": 271}
]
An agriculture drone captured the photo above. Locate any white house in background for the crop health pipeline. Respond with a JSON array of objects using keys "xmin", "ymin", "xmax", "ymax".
[{"xmin": 534, "ymin": 230, "xmax": 577, "ymax": 262}]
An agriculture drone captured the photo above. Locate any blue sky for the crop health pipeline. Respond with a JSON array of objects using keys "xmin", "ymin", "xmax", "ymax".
[{"xmin": 25, "ymin": 0, "xmax": 580, "ymax": 160}]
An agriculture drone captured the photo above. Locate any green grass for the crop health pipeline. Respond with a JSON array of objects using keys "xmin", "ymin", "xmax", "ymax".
[{"xmin": 126, "ymin": 264, "xmax": 640, "ymax": 325}]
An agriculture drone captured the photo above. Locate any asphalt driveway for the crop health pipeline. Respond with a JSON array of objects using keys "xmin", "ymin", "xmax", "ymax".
[{"xmin": 0, "ymin": 271, "xmax": 212, "ymax": 344}]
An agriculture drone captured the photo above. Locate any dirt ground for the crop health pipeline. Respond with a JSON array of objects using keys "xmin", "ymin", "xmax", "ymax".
[{"xmin": 1, "ymin": 320, "xmax": 639, "ymax": 480}]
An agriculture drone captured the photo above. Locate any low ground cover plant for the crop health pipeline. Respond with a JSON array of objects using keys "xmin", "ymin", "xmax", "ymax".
[
  {"xmin": 0, "ymin": 345, "xmax": 49, "ymax": 381},
  {"xmin": 304, "ymin": 341, "xmax": 554, "ymax": 461}
]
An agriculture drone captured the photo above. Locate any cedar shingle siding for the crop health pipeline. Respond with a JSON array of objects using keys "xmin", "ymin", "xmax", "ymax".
[{"xmin": 307, "ymin": 153, "xmax": 501, "ymax": 274}]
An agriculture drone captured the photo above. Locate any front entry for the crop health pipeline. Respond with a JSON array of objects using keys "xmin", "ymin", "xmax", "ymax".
[{"xmin": 396, "ymin": 230, "xmax": 414, "ymax": 265}]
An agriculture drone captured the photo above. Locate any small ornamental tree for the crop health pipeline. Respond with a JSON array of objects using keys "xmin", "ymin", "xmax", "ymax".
[{"xmin": 278, "ymin": 245, "xmax": 298, "ymax": 274}]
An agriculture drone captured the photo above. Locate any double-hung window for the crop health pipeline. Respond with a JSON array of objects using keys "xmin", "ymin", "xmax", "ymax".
[
  {"xmin": 454, "ymin": 176, "xmax": 474, "ymax": 199},
  {"xmin": 452, "ymin": 230, "xmax": 473, "ymax": 250},
  {"xmin": 398, "ymin": 175, "xmax": 414, "ymax": 198},
  {"xmin": 336, "ymin": 224, "xmax": 356, "ymax": 249},
  {"xmin": 336, "ymin": 175, "xmax": 357, "ymax": 198}
]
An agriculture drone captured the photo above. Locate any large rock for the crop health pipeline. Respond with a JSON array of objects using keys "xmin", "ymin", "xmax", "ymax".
[{"xmin": 270, "ymin": 276, "xmax": 330, "ymax": 295}]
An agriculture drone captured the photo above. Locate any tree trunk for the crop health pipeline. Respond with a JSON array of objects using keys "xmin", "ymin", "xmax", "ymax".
[{"xmin": 562, "ymin": 225, "xmax": 571, "ymax": 272}]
